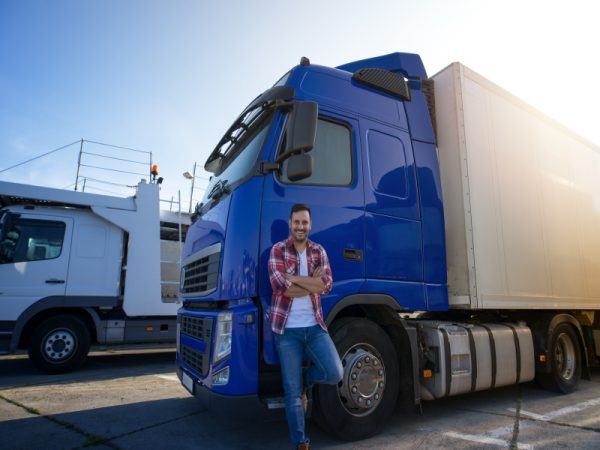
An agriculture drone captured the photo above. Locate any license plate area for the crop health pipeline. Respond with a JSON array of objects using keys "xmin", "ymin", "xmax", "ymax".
[{"xmin": 182, "ymin": 371, "xmax": 195, "ymax": 395}]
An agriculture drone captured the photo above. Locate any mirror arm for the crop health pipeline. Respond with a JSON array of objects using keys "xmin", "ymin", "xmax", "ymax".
[
  {"xmin": 275, "ymin": 152, "xmax": 289, "ymax": 164},
  {"xmin": 274, "ymin": 99, "xmax": 294, "ymax": 112},
  {"xmin": 259, "ymin": 161, "xmax": 280, "ymax": 175},
  {"xmin": 275, "ymin": 148, "xmax": 305, "ymax": 164}
]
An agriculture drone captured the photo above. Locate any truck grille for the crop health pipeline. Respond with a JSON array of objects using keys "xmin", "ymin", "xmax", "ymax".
[
  {"xmin": 181, "ymin": 344, "xmax": 209, "ymax": 377},
  {"xmin": 180, "ymin": 243, "xmax": 221, "ymax": 296},
  {"xmin": 181, "ymin": 316, "xmax": 213, "ymax": 341}
]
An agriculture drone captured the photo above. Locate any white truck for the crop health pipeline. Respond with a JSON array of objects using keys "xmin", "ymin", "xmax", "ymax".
[{"xmin": 0, "ymin": 179, "xmax": 190, "ymax": 373}]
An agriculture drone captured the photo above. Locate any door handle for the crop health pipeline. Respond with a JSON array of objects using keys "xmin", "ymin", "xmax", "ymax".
[
  {"xmin": 45, "ymin": 279, "xmax": 65, "ymax": 284},
  {"xmin": 343, "ymin": 248, "xmax": 363, "ymax": 262}
]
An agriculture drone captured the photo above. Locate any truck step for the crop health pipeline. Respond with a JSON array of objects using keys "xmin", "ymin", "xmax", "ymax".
[
  {"xmin": 263, "ymin": 395, "xmax": 313, "ymax": 417},
  {"xmin": 264, "ymin": 397, "xmax": 285, "ymax": 409}
]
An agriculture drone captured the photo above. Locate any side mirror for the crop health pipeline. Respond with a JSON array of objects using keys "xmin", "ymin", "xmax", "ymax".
[
  {"xmin": 0, "ymin": 212, "xmax": 20, "ymax": 264},
  {"xmin": 286, "ymin": 153, "xmax": 313, "ymax": 181},
  {"xmin": 204, "ymin": 155, "xmax": 223, "ymax": 174},
  {"xmin": 0, "ymin": 212, "xmax": 19, "ymax": 242},
  {"xmin": 279, "ymin": 101, "xmax": 318, "ymax": 161}
]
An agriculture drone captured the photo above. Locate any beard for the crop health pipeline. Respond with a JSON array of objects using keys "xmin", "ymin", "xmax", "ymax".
[{"xmin": 292, "ymin": 230, "xmax": 308, "ymax": 242}]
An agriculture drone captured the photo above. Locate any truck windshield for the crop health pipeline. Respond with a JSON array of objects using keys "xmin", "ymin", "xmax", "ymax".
[{"xmin": 202, "ymin": 109, "xmax": 275, "ymax": 203}]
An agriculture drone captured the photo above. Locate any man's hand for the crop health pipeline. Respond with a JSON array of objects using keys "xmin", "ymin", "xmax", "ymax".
[
  {"xmin": 283, "ymin": 273, "xmax": 311, "ymax": 297},
  {"xmin": 285, "ymin": 284, "xmax": 311, "ymax": 298},
  {"xmin": 285, "ymin": 266, "xmax": 326, "ymax": 294},
  {"xmin": 283, "ymin": 273, "xmax": 311, "ymax": 298},
  {"xmin": 286, "ymin": 266, "xmax": 323, "ymax": 284}
]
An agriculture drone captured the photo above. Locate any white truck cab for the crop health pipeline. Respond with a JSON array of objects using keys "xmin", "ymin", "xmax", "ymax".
[{"xmin": 0, "ymin": 180, "xmax": 189, "ymax": 373}]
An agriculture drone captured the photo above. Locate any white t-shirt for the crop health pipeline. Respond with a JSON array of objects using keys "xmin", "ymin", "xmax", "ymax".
[{"xmin": 285, "ymin": 249, "xmax": 317, "ymax": 328}]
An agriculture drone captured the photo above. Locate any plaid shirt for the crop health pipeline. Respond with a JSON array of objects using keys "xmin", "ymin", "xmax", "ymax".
[{"xmin": 268, "ymin": 236, "xmax": 332, "ymax": 334}]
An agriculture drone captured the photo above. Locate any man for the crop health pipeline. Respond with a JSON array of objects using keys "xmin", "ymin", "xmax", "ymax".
[{"xmin": 268, "ymin": 203, "xmax": 343, "ymax": 450}]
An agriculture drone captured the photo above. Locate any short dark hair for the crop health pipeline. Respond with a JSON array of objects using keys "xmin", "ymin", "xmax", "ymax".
[{"xmin": 290, "ymin": 203, "xmax": 311, "ymax": 219}]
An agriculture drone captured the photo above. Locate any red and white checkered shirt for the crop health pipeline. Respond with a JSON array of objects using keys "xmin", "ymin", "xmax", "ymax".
[{"xmin": 267, "ymin": 236, "xmax": 332, "ymax": 334}]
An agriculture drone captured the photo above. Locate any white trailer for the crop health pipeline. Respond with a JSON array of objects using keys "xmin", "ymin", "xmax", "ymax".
[
  {"xmin": 409, "ymin": 62, "xmax": 600, "ymax": 400},
  {"xmin": 0, "ymin": 180, "xmax": 190, "ymax": 373},
  {"xmin": 434, "ymin": 62, "xmax": 600, "ymax": 311}
]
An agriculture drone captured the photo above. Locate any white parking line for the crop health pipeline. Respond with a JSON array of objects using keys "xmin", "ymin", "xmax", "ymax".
[
  {"xmin": 509, "ymin": 397, "xmax": 600, "ymax": 422},
  {"xmin": 443, "ymin": 431, "xmax": 532, "ymax": 449},
  {"xmin": 447, "ymin": 396, "xmax": 600, "ymax": 448},
  {"xmin": 512, "ymin": 410, "xmax": 549, "ymax": 421},
  {"xmin": 487, "ymin": 425, "xmax": 524, "ymax": 439}
]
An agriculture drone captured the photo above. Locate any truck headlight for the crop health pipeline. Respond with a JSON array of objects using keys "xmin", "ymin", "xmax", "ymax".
[{"xmin": 213, "ymin": 312, "xmax": 233, "ymax": 364}]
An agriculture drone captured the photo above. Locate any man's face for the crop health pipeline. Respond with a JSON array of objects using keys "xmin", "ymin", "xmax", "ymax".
[{"xmin": 289, "ymin": 210, "xmax": 312, "ymax": 243}]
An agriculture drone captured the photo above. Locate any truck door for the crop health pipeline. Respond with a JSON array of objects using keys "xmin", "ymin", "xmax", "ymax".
[
  {"xmin": 259, "ymin": 112, "xmax": 364, "ymax": 363},
  {"xmin": 360, "ymin": 118, "xmax": 423, "ymax": 288},
  {"xmin": 0, "ymin": 214, "xmax": 73, "ymax": 321}
]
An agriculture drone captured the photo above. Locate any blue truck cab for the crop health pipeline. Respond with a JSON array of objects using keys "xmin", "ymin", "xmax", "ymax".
[{"xmin": 176, "ymin": 52, "xmax": 448, "ymax": 439}]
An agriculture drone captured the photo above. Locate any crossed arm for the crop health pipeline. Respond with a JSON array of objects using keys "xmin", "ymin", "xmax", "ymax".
[
  {"xmin": 285, "ymin": 267, "xmax": 326, "ymax": 297},
  {"xmin": 268, "ymin": 244, "xmax": 332, "ymax": 299}
]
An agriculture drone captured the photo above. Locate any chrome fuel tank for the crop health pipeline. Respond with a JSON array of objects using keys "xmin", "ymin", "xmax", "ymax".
[{"xmin": 412, "ymin": 321, "xmax": 535, "ymax": 400}]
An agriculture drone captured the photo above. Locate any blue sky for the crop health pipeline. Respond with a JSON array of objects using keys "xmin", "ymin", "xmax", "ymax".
[{"xmin": 1, "ymin": 0, "xmax": 598, "ymax": 210}]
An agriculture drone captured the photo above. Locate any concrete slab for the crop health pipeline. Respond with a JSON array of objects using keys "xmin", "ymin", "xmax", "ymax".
[
  {"xmin": 2, "ymin": 350, "xmax": 600, "ymax": 449},
  {"xmin": 0, "ymin": 414, "xmax": 88, "ymax": 450},
  {"xmin": 0, "ymin": 395, "xmax": 36, "ymax": 420},
  {"xmin": 111, "ymin": 411, "xmax": 293, "ymax": 450},
  {"xmin": 3, "ymin": 374, "xmax": 202, "ymax": 440}
]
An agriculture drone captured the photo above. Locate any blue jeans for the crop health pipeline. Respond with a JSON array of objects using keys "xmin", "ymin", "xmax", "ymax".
[{"xmin": 274, "ymin": 325, "xmax": 343, "ymax": 446}]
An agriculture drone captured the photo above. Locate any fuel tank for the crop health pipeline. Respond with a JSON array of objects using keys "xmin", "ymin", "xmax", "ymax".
[{"xmin": 412, "ymin": 321, "xmax": 535, "ymax": 400}]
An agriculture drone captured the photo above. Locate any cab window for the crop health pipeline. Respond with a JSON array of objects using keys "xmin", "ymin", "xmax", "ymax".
[
  {"xmin": 0, "ymin": 219, "xmax": 66, "ymax": 263},
  {"xmin": 280, "ymin": 118, "xmax": 352, "ymax": 186}
]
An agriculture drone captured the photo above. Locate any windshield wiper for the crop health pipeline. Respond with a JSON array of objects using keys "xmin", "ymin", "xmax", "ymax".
[{"xmin": 208, "ymin": 179, "xmax": 230, "ymax": 201}]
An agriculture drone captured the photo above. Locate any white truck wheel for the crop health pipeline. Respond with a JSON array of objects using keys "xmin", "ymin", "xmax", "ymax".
[{"xmin": 28, "ymin": 315, "xmax": 91, "ymax": 374}]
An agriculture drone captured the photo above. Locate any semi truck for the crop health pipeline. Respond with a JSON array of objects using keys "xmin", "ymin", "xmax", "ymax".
[
  {"xmin": 0, "ymin": 178, "xmax": 190, "ymax": 373},
  {"xmin": 175, "ymin": 52, "xmax": 600, "ymax": 440}
]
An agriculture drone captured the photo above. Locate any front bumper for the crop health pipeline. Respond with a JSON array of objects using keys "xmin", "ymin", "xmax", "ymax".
[{"xmin": 176, "ymin": 365, "xmax": 279, "ymax": 419}]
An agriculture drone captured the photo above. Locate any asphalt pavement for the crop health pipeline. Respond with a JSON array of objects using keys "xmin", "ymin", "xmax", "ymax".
[{"xmin": 2, "ymin": 349, "xmax": 600, "ymax": 449}]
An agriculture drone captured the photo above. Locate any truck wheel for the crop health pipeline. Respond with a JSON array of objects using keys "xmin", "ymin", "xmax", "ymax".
[
  {"xmin": 28, "ymin": 315, "xmax": 91, "ymax": 374},
  {"xmin": 537, "ymin": 323, "xmax": 581, "ymax": 394},
  {"xmin": 313, "ymin": 318, "xmax": 399, "ymax": 441}
]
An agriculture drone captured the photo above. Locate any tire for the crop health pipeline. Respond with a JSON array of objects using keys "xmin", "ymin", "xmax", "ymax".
[
  {"xmin": 28, "ymin": 315, "xmax": 91, "ymax": 374},
  {"xmin": 313, "ymin": 318, "xmax": 400, "ymax": 441},
  {"xmin": 536, "ymin": 322, "xmax": 581, "ymax": 394}
]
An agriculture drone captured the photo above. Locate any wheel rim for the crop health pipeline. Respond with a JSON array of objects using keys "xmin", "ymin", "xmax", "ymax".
[
  {"xmin": 42, "ymin": 328, "xmax": 76, "ymax": 362},
  {"xmin": 555, "ymin": 332, "xmax": 576, "ymax": 381},
  {"xmin": 337, "ymin": 343, "xmax": 385, "ymax": 417}
]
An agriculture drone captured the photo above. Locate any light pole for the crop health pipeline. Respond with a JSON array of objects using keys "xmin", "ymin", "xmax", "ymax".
[{"xmin": 182, "ymin": 162, "xmax": 196, "ymax": 213}]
